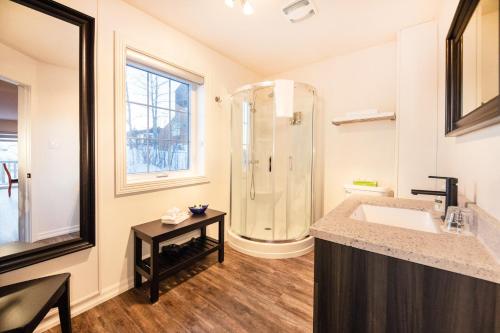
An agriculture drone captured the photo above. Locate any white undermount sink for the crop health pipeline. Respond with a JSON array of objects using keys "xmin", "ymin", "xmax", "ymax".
[{"xmin": 350, "ymin": 204, "xmax": 440, "ymax": 234}]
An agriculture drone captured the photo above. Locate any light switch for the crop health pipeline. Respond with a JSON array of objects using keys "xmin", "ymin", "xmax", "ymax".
[{"xmin": 48, "ymin": 140, "xmax": 60, "ymax": 149}]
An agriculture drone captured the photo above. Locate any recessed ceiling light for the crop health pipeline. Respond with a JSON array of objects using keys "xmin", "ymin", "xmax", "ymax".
[
  {"xmin": 224, "ymin": 0, "xmax": 254, "ymax": 15},
  {"xmin": 242, "ymin": 0, "xmax": 254, "ymax": 15}
]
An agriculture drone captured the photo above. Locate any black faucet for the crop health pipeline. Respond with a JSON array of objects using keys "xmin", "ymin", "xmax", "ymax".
[{"xmin": 411, "ymin": 176, "xmax": 458, "ymax": 219}]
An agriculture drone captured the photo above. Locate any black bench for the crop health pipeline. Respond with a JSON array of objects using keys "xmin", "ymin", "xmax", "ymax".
[
  {"xmin": 0, "ymin": 273, "xmax": 71, "ymax": 333},
  {"xmin": 132, "ymin": 209, "xmax": 226, "ymax": 303}
]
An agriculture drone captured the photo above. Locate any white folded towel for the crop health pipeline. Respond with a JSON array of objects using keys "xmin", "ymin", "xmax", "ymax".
[
  {"xmin": 161, "ymin": 212, "xmax": 190, "ymax": 224},
  {"xmin": 166, "ymin": 207, "xmax": 181, "ymax": 216},
  {"xmin": 161, "ymin": 207, "xmax": 190, "ymax": 224},
  {"xmin": 274, "ymin": 79, "xmax": 294, "ymax": 118}
]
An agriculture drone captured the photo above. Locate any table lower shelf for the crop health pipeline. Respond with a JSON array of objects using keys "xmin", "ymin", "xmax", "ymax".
[{"xmin": 136, "ymin": 236, "xmax": 219, "ymax": 279}]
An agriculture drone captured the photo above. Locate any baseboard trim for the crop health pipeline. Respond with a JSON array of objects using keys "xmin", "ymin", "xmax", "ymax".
[{"xmin": 36, "ymin": 225, "xmax": 80, "ymax": 242}]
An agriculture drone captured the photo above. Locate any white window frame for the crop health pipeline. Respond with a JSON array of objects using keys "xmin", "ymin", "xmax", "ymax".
[{"xmin": 114, "ymin": 34, "xmax": 208, "ymax": 195}]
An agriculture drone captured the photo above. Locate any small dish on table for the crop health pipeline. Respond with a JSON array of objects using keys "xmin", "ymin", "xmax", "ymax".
[{"xmin": 189, "ymin": 204, "xmax": 209, "ymax": 215}]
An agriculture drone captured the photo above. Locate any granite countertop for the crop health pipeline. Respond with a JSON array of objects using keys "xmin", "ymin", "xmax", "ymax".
[{"xmin": 310, "ymin": 195, "xmax": 500, "ymax": 284}]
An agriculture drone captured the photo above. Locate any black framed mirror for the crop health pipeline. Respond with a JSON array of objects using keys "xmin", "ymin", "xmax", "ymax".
[
  {"xmin": 0, "ymin": 0, "xmax": 95, "ymax": 273},
  {"xmin": 446, "ymin": 0, "xmax": 500, "ymax": 136}
]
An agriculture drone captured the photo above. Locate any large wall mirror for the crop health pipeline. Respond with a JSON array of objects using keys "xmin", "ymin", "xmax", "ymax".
[
  {"xmin": 446, "ymin": 0, "xmax": 500, "ymax": 136},
  {"xmin": 0, "ymin": 0, "xmax": 95, "ymax": 273}
]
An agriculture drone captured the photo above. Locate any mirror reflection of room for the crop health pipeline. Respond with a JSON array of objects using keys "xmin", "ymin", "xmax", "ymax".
[
  {"xmin": 462, "ymin": 0, "xmax": 499, "ymax": 115},
  {"xmin": 0, "ymin": 79, "xmax": 19, "ymax": 245},
  {"xmin": 0, "ymin": 1, "xmax": 81, "ymax": 256}
]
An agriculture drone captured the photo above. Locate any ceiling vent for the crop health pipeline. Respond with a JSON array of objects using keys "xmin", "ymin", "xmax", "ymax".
[{"xmin": 282, "ymin": 0, "xmax": 317, "ymax": 23}]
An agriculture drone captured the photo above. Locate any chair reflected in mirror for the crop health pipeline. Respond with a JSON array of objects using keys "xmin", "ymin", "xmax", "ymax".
[{"xmin": 2, "ymin": 162, "xmax": 17, "ymax": 197}]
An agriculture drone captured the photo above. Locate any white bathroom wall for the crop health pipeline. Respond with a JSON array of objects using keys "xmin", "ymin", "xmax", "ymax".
[
  {"xmin": 437, "ymin": 0, "xmax": 500, "ymax": 220},
  {"xmin": 0, "ymin": 0, "xmax": 259, "ymax": 331},
  {"xmin": 32, "ymin": 62, "xmax": 80, "ymax": 241},
  {"xmin": 270, "ymin": 42, "xmax": 398, "ymax": 214},
  {"xmin": 396, "ymin": 21, "xmax": 438, "ymax": 199},
  {"xmin": 97, "ymin": 0, "xmax": 258, "ymax": 293}
]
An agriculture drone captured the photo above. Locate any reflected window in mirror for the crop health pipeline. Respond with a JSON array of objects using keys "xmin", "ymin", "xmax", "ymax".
[
  {"xmin": 446, "ymin": 0, "xmax": 500, "ymax": 136},
  {"xmin": 462, "ymin": 0, "xmax": 499, "ymax": 116},
  {"xmin": 0, "ymin": 0, "xmax": 94, "ymax": 273}
]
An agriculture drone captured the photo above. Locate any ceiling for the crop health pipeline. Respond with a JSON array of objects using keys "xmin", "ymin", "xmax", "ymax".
[
  {"xmin": 123, "ymin": 0, "xmax": 439, "ymax": 75},
  {"xmin": 0, "ymin": 1, "xmax": 79, "ymax": 69}
]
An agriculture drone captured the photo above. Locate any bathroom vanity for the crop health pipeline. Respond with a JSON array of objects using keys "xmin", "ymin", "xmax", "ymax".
[{"xmin": 311, "ymin": 196, "xmax": 500, "ymax": 333}]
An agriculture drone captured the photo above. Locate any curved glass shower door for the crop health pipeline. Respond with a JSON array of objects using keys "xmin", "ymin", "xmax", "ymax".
[{"xmin": 231, "ymin": 82, "xmax": 314, "ymax": 242}]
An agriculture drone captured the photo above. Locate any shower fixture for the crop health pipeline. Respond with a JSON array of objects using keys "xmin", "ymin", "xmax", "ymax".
[
  {"xmin": 290, "ymin": 111, "xmax": 302, "ymax": 125},
  {"xmin": 225, "ymin": 0, "xmax": 254, "ymax": 15},
  {"xmin": 249, "ymin": 99, "xmax": 257, "ymax": 200},
  {"xmin": 229, "ymin": 80, "xmax": 316, "ymax": 258}
]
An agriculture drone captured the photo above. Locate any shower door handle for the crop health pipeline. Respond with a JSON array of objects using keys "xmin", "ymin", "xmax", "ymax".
[{"xmin": 269, "ymin": 156, "xmax": 272, "ymax": 172}]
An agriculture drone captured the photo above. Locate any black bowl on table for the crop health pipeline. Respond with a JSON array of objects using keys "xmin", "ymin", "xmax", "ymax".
[{"xmin": 189, "ymin": 204, "xmax": 208, "ymax": 215}]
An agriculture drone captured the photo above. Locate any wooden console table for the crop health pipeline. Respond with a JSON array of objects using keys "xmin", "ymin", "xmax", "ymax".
[{"xmin": 132, "ymin": 209, "xmax": 226, "ymax": 303}]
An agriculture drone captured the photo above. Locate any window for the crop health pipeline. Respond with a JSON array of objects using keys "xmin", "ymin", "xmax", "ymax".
[
  {"xmin": 115, "ymin": 37, "xmax": 208, "ymax": 194},
  {"xmin": 125, "ymin": 64, "xmax": 190, "ymax": 174}
]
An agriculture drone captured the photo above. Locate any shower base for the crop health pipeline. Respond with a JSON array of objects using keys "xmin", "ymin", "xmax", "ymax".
[{"xmin": 227, "ymin": 229, "xmax": 314, "ymax": 259}]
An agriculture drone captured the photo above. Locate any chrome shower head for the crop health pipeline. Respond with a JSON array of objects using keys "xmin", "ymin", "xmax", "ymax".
[{"xmin": 249, "ymin": 102, "xmax": 257, "ymax": 113}]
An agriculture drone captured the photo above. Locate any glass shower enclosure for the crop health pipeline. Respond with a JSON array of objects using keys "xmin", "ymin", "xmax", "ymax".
[{"xmin": 230, "ymin": 81, "xmax": 315, "ymax": 242}]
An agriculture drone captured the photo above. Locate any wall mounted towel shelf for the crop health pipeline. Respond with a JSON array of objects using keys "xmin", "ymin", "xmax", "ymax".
[{"xmin": 331, "ymin": 112, "xmax": 396, "ymax": 126}]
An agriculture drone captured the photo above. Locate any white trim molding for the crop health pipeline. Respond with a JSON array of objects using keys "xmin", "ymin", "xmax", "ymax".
[
  {"xmin": 35, "ymin": 225, "xmax": 80, "ymax": 242},
  {"xmin": 114, "ymin": 33, "xmax": 209, "ymax": 195}
]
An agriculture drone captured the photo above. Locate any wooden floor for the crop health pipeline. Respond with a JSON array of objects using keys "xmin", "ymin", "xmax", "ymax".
[
  {"xmin": 47, "ymin": 246, "xmax": 314, "ymax": 333},
  {"xmin": 0, "ymin": 187, "xmax": 18, "ymax": 244},
  {"xmin": 0, "ymin": 231, "xmax": 80, "ymax": 258}
]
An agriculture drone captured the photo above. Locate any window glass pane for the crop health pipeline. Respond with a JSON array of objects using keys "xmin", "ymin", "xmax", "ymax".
[
  {"xmin": 125, "ymin": 61, "xmax": 192, "ymax": 176},
  {"xmin": 150, "ymin": 108, "xmax": 170, "ymax": 141},
  {"xmin": 148, "ymin": 139, "xmax": 169, "ymax": 172},
  {"xmin": 171, "ymin": 80, "xmax": 189, "ymax": 112},
  {"xmin": 126, "ymin": 103, "xmax": 149, "ymax": 139},
  {"xmin": 149, "ymin": 74, "xmax": 170, "ymax": 109},
  {"xmin": 171, "ymin": 141, "xmax": 189, "ymax": 170},
  {"xmin": 170, "ymin": 111, "xmax": 189, "ymax": 141},
  {"xmin": 0, "ymin": 141, "xmax": 18, "ymax": 161},
  {"xmin": 126, "ymin": 65, "xmax": 147, "ymax": 105},
  {"xmin": 0, "ymin": 141, "xmax": 18, "ymax": 187},
  {"xmin": 242, "ymin": 145, "xmax": 248, "ymax": 173},
  {"xmin": 127, "ymin": 138, "xmax": 149, "ymax": 174},
  {"xmin": 161, "ymin": 140, "xmax": 189, "ymax": 171}
]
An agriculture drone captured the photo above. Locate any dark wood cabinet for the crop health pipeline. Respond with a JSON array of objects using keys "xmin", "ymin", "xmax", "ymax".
[{"xmin": 314, "ymin": 239, "xmax": 500, "ymax": 333}]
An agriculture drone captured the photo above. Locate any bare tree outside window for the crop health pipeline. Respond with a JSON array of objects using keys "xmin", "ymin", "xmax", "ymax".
[{"xmin": 125, "ymin": 64, "xmax": 190, "ymax": 174}]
